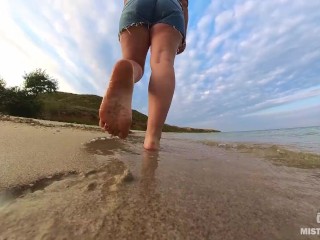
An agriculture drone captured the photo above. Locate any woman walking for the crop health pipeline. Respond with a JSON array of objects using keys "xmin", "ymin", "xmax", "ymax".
[{"xmin": 99, "ymin": 0, "xmax": 189, "ymax": 150}]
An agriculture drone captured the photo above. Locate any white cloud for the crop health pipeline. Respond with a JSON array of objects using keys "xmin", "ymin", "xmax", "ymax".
[
  {"xmin": 169, "ymin": 0, "xmax": 320, "ymax": 130},
  {"xmin": 0, "ymin": 0, "xmax": 319, "ymax": 131},
  {"xmin": 0, "ymin": 0, "xmax": 122, "ymax": 93}
]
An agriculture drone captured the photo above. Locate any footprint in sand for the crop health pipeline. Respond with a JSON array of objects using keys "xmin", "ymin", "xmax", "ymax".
[{"xmin": 99, "ymin": 60, "xmax": 134, "ymax": 139}]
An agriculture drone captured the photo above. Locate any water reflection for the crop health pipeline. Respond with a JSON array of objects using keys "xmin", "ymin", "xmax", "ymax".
[
  {"xmin": 140, "ymin": 150, "xmax": 159, "ymax": 197},
  {"xmin": 137, "ymin": 150, "xmax": 163, "ymax": 222},
  {"xmin": 141, "ymin": 150, "xmax": 159, "ymax": 182},
  {"xmin": 140, "ymin": 150, "xmax": 159, "ymax": 192}
]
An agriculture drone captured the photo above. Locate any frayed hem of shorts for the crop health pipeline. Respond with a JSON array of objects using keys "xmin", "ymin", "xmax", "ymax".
[
  {"xmin": 118, "ymin": 22, "xmax": 150, "ymax": 40},
  {"xmin": 118, "ymin": 22, "xmax": 185, "ymax": 43}
]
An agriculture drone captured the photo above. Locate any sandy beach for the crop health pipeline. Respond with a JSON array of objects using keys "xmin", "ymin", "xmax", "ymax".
[{"xmin": 0, "ymin": 116, "xmax": 319, "ymax": 240}]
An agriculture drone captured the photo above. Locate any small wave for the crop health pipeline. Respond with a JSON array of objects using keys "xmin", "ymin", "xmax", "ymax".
[
  {"xmin": 304, "ymin": 131, "xmax": 320, "ymax": 136},
  {"xmin": 201, "ymin": 141, "xmax": 320, "ymax": 169}
]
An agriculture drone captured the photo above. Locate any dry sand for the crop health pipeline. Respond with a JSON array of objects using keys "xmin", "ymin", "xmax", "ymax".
[{"xmin": 0, "ymin": 116, "xmax": 319, "ymax": 240}]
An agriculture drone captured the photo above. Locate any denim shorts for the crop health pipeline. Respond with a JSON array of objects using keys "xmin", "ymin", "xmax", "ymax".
[{"xmin": 119, "ymin": 0, "xmax": 185, "ymax": 40}]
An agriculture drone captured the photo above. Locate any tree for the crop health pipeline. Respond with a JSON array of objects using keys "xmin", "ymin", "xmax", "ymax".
[
  {"xmin": 23, "ymin": 68, "xmax": 58, "ymax": 95},
  {"xmin": 1, "ymin": 87, "xmax": 42, "ymax": 117},
  {"xmin": 0, "ymin": 77, "xmax": 5, "ymax": 91},
  {"xmin": 0, "ymin": 78, "xmax": 6, "ymax": 113}
]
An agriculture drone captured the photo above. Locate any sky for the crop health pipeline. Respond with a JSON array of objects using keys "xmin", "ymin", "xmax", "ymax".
[{"xmin": 0, "ymin": 0, "xmax": 320, "ymax": 132}]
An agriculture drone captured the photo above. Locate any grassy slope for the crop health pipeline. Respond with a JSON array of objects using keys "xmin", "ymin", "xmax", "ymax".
[{"xmin": 38, "ymin": 92, "xmax": 220, "ymax": 133}]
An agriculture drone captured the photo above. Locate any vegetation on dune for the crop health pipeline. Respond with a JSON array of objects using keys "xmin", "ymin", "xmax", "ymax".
[
  {"xmin": 0, "ymin": 70, "xmax": 219, "ymax": 133},
  {"xmin": 23, "ymin": 68, "xmax": 58, "ymax": 95},
  {"xmin": 0, "ymin": 70, "xmax": 52, "ymax": 117},
  {"xmin": 38, "ymin": 92, "xmax": 218, "ymax": 132}
]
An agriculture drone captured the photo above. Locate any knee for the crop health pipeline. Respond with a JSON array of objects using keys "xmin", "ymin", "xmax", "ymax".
[
  {"xmin": 150, "ymin": 54, "xmax": 175, "ymax": 71},
  {"xmin": 150, "ymin": 61, "xmax": 174, "ymax": 74},
  {"xmin": 152, "ymin": 49, "xmax": 175, "ymax": 63}
]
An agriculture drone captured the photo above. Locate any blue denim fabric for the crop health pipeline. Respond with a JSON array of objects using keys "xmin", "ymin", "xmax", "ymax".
[{"xmin": 119, "ymin": 0, "xmax": 185, "ymax": 40}]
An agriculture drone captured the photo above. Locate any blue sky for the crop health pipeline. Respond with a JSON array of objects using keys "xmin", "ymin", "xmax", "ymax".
[{"xmin": 0, "ymin": 0, "xmax": 319, "ymax": 132}]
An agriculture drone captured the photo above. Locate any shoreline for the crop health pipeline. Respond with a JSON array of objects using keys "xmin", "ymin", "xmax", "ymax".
[
  {"xmin": 0, "ymin": 114, "xmax": 146, "ymax": 133},
  {"xmin": 1, "ymin": 115, "xmax": 319, "ymax": 169},
  {"xmin": 163, "ymin": 127, "xmax": 320, "ymax": 155}
]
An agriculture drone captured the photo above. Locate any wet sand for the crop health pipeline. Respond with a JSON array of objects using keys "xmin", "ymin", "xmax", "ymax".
[{"xmin": 0, "ymin": 117, "xmax": 320, "ymax": 239}]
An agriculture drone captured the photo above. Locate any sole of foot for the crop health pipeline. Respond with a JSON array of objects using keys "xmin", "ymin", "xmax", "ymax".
[{"xmin": 99, "ymin": 60, "xmax": 134, "ymax": 139}]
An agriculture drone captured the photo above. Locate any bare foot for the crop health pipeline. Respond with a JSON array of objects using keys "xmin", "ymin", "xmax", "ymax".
[{"xmin": 99, "ymin": 60, "xmax": 134, "ymax": 139}]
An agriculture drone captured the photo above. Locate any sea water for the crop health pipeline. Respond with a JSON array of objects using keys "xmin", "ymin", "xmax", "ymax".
[{"xmin": 164, "ymin": 126, "xmax": 320, "ymax": 154}]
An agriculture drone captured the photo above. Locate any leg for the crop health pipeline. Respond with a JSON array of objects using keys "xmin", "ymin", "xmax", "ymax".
[
  {"xmin": 120, "ymin": 25, "xmax": 150, "ymax": 83},
  {"xmin": 99, "ymin": 26, "xmax": 149, "ymax": 138},
  {"xmin": 144, "ymin": 23, "xmax": 182, "ymax": 150}
]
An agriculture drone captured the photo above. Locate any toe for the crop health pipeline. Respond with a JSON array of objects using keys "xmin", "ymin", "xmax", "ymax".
[
  {"xmin": 119, "ymin": 132, "xmax": 125, "ymax": 139},
  {"xmin": 108, "ymin": 131, "xmax": 114, "ymax": 137},
  {"xmin": 119, "ymin": 129, "xmax": 129, "ymax": 139},
  {"xmin": 99, "ymin": 120, "xmax": 105, "ymax": 129},
  {"xmin": 104, "ymin": 124, "xmax": 110, "ymax": 131},
  {"xmin": 108, "ymin": 126, "xmax": 117, "ymax": 136},
  {"xmin": 112, "ymin": 128, "xmax": 120, "ymax": 137}
]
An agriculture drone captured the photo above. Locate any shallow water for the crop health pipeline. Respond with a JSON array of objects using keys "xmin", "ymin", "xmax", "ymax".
[
  {"xmin": 1, "ymin": 119, "xmax": 320, "ymax": 239},
  {"xmin": 163, "ymin": 126, "xmax": 320, "ymax": 154}
]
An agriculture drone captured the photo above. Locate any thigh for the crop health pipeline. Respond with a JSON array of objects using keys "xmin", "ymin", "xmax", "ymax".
[
  {"xmin": 150, "ymin": 23, "xmax": 182, "ymax": 66},
  {"xmin": 119, "ymin": 0, "xmax": 153, "ymax": 70},
  {"xmin": 120, "ymin": 26, "xmax": 150, "ymax": 71}
]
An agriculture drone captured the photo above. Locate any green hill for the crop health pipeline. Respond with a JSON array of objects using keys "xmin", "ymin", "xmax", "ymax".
[{"xmin": 37, "ymin": 92, "xmax": 219, "ymax": 133}]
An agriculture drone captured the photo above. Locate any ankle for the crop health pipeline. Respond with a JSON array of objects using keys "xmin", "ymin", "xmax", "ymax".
[
  {"xmin": 144, "ymin": 134, "xmax": 161, "ymax": 151},
  {"xmin": 143, "ymin": 139, "xmax": 160, "ymax": 151}
]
